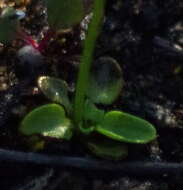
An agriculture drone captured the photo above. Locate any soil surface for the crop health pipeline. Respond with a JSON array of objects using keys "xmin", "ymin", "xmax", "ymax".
[{"xmin": 0, "ymin": 0, "xmax": 183, "ymax": 189}]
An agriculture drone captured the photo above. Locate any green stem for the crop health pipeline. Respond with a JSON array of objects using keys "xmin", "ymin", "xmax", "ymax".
[{"xmin": 74, "ymin": 0, "xmax": 106, "ymax": 125}]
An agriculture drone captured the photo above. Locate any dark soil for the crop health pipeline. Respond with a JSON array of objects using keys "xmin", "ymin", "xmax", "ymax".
[{"xmin": 0, "ymin": 0, "xmax": 183, "ymax": 189}]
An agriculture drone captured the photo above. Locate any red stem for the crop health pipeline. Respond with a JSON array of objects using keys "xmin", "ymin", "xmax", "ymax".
[
  {"xmin": 37, "ymin": 29, "xmax": 56, "ymax": 53},
  {"xmin": 18, "ymin": 30, "xmax": 39, "ymax": 49},
  {"xmin": 17, "ymin": 29, "xmax": 56, "ymax": 53}
]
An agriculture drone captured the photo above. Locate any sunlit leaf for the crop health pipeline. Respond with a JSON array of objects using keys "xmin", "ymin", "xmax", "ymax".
[
  {"xmin": 38, "ymin": 76, "xmax": 72, "ymax": 114},
  {"xmin": 44, "ymin": 0, "xmax": 84, "ymax": 30},
  {"xmin": 20, "ymin": 104, "xmax": 73, "ymax": 140},
  {"xmin": 87, "ymin": 57, "xmax": 123, "ymax": 105},
  {"xmin": 96, "ymin": 111, "xmax": 157, "ymax": 143}
]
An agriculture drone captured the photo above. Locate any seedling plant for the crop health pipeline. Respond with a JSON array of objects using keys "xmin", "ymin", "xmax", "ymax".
[{"xmin": 0, "ymin": 0, "xmax": 157, "ymax": 160}]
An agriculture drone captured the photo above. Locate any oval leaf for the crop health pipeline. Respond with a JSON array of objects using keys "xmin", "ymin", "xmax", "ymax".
[
  {"xmin": 44, "ymin": 0, "xmax": 84, "ymax": 30},
  {"xmin": 95, "ymin": 111, "xmax": 157, "ymax": 144},
  {"xmin": 38, "ymin": 76, "xmax": 72, "ymax": 114},
  {"xmin": 87, "ymin": 135, "xmax": 128, "ymax": 160},
  {"xmin": 87, "ymin": 57, "xmax": 123, "ymax": 105},
  {"xmin": 20, "ymin": 104, "xmax": 73, "ymax": 140},
  {"xmin": 0, "ymin": 7, "xmax": 24, "ymax": 44}
]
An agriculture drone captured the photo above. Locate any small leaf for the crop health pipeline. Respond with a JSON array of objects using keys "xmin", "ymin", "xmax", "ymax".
[
  {"xmin": 96, "ymin": 111, "xmax": 157, "ymax": 144},
  {"xmin": 83, "ymin": 99, "xmax": 105, "ymax": 124},
  {"xmin": 26, "ymin": 136, "xmax": 45, "ymax": 151},
  {"xmin": 44, "ymin": 0, "xmax": 84, "ymax": 30},
  {"xmin": 87, "ymin": 57, "xmax": 123, "ymax": 105},
  {"xmin": 38, "ymin": 76, "xmax": 72, "ymax": 114},
  {"xmin": 87, "ymin": 135, "xmax": 128, "ymax": 160},
  {"xmin": 0, "ymin": 7, "xmax": 24, "ymax": 44},
  {"xmin": 20, "ymin": 104, "xmax": 73, "ymax": 140}
]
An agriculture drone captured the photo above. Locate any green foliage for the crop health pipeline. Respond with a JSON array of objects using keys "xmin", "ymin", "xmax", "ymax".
[
  {"xmin": 0, "ymin": 0, "xmax": 84, "ymax": 44},
  {"xmin": 44, "ymin": 0, "xmax": 84, "ymax": 30},
  {"xmin": 74, "ymin": 0, "xmax": 105, "ymax": 124},
  {"xmin": 87, "ymin": 136, "xmax": 128, "ymax": 160},
  {"xmin": 20, "ymin": 104, "xmax": 73, "ymax": 140},
  {"xmin": 87, "ymin": 57, "xmax": 123, "ymax": 105},
  {"xmin": 96, "ymin": 111, "xmax": 156, "ymax": 143},
  {"xmin": 0, "ymin": 7, "xmax": 24, "ymax": 44},
  {"xmin": 83, "ymin": 100, "xmax": 105, "ymax": 124},
  {"xmin": 20, "ymin": 0, "xmax": 157, "ymax": 160},
  {"xmin": 38, "ymin": 76, "xmax": 72, "ymax": 114}
]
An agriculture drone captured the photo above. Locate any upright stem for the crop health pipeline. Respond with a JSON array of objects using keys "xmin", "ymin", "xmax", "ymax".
[{"xmin": 74, "ymin": 0, "xmax": 106, "ymax": 125}]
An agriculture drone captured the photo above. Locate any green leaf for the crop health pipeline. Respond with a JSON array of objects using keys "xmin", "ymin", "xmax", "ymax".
[
  {"xmin": 20, "ymin": 104, "xmax": 73, "ymax": 140},
  {"xmin": 83, "ymin": 99, "xmax": 105, "ymax": 124},
  {"xmin": 95, "ymin": 111, "xmax": 157, "ymax": 144},
  {"xmin": 87, "ymin": 57, "xmax": 123, "ymax": 105},
  {"xmin": 38, "ymin": 76, "xmax": 72, "ymax": 114},
  {"xmin": 87, "ymin": 135, "xmax": 128, "ymax": 160},
  {"xmin": 0, "ymin": 7, "xmax": 24, "ymax": 44},
  {"xmin": 44, "ymin": 0, "xmax": 84, "ymax": 30},
  {"xmin": 26, "ymin": 136, "xmax": 45, "ymax": 151}
]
